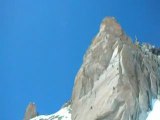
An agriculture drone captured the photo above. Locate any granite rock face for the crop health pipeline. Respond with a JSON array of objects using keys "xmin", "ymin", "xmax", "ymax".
[
  {"xmin": 24, "ymin": 103, "xmax": 37, "ymax": 120},
  {"xmin": 26, "ymin": 17, "xmax": 160, "ymax": 120},
  {"xmin": 71, "ymin": 17, "xmax": 160, "ymax": 120}
]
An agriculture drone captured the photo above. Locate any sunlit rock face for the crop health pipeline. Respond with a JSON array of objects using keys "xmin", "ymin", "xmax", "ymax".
[
  {"xmin": 24, "ymin": 103, "xmax": 37, "ymax": 120},
  {"xmin": 71, "ymin": 17, "xmax": 160, "ymax": 120}
]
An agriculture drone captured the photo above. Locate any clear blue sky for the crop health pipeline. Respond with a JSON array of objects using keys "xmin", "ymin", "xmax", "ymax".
[{"xmin": 0, "ymin": 0, "xmax": 160, "ymax": 120}]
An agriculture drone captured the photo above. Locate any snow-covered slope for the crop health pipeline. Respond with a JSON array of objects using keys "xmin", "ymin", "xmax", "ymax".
[
  {"xmin": 29, "ymin": 100, "xmax": 160, "ymax": 120},
  {"xmin": 30, "ymin": 105, "xmax": 71, "ymax": 120}
]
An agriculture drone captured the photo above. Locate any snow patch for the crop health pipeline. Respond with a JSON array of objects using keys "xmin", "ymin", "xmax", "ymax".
[
  {"xmin": 146, "ymin": 99, "xmax": 160, "ymax": 120},
  {"xmin": 30, "ymin": 105, "xmax": 71, "ymax": 120}
]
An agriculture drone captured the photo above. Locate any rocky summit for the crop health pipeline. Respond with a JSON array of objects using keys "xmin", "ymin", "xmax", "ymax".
[{"xmin": 26, "ymin": 17, "xmax": 160, "ymax": 120}]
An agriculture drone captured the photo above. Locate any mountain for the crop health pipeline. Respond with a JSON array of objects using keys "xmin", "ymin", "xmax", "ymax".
[
  {"xmin": 71, "ymin": 17, "xmax": 160, "ymax": 120},
  {"xmin": 24, "ymin": 17, "xmax": 160, "ymax": 120}
]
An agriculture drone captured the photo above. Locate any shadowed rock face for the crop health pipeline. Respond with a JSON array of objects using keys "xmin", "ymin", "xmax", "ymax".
[
  {"xmin": 24, "ymin": 103, "xmax": 37, "ymax": 120},
  {"xmin": 71, "ymin": 17, "xmax": 160, "ymax": 120},
  {"xmin": 150, "ymin": 48, "xmax": 160, "ymax": 56}
]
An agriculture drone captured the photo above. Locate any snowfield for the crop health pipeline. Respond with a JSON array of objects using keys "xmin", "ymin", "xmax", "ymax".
[{"xmin": 30, "ymin": 105, "xmax": 71, "ymax": 120}]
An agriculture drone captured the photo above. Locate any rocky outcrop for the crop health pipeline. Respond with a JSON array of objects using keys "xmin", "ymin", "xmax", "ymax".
[
  {"xmin": 71, "ymin": 17, "xmax": 160, "ymax": 120},
  {"xmin": 24, "ymin": 103, "xmax": 38, "ymax": 120}
]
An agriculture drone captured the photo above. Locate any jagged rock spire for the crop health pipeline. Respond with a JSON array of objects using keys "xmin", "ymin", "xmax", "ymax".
[
  {"xmin": 71, "ymin": 17, "xmax": 160, "ymax": 120},
  {"xmin": 100, "ymin": 17, "xmax": 122, "ymax": 35},
  {"xmin": 24, "ymin": 102, "xmax": 37, "ymax": 120}
]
